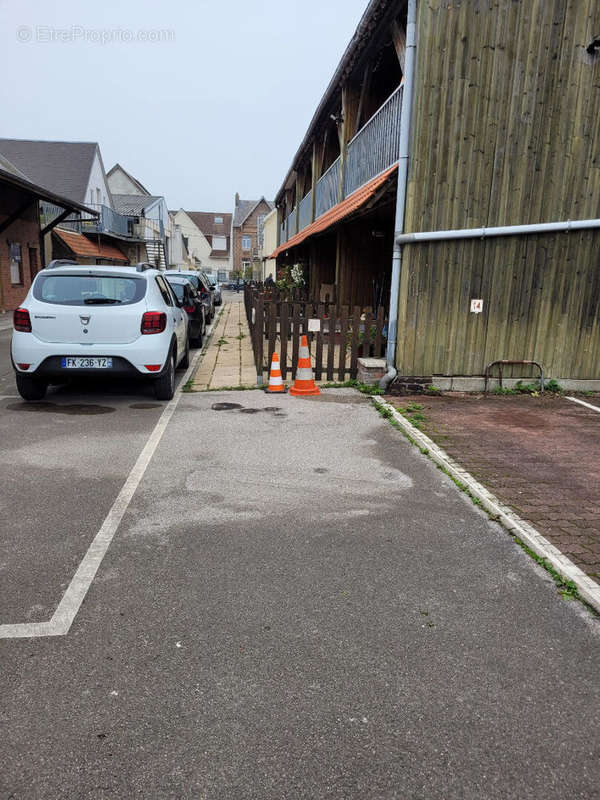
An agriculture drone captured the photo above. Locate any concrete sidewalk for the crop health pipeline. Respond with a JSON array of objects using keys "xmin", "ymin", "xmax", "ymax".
[{"xmin": 191, "ymin": 300, "xmax": 256, "ymax": 390}]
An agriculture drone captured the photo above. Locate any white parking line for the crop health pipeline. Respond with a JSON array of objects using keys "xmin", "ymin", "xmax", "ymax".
[
  {"xmin": 0, "ymin": 347, "xmax": 205, "ymax": 639},
  {"xmin": 566, "ymin": 396, "xmax": 600, "ymax": 414}
]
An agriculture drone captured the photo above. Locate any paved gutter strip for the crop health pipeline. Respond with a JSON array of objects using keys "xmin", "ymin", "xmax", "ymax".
[
  {"xmin": 372, "ymin": 396, "xmax": 600, "ymax": 613},
  {"xmin": 566, "ymin": 396, "xmax": 600, "ymax": 414}
]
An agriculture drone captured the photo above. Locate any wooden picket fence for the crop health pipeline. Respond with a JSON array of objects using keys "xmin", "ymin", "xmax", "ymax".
[{"xmin": 244, "ymin": 286, "xmax": 387, "ymax": 381}]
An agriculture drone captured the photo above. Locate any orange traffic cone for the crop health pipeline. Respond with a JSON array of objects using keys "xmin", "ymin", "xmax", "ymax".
[
  {"xmin": 265, "ymin": 352, "xmax": 286, "ymax": 392},
  {"xmin": 289, "ymin": 335, "xmax": 320, "ymax": 396}
]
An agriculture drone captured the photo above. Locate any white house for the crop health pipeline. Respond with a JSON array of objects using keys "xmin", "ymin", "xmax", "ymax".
[{"xmin": 170, "ymin": 210, "xmax": 232, "ymax": 279}]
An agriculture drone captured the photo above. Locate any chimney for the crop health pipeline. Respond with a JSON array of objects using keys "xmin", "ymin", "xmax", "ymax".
[{"xmin": 235, "ymin": 192, "xmax": 240, "ymax": 207}]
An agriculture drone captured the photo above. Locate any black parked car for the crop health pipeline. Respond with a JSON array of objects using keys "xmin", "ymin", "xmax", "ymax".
[
  {"xmin": 166, "ymin": 270, "xmax": 215, "ymax": 323},
  {"xmin": 165, "ymin": 275, "xmax": 206, "ymax": 347}
]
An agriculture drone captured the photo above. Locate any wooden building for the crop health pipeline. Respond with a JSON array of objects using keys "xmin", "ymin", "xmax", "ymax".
[{"xmin": 272, "ymin": 0, "xmax": 600, "ymax": 388}]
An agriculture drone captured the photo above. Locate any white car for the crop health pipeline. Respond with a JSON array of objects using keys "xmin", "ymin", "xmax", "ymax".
[{"xmin": 11, "ymin": 260, "xmax": 189, "ymax": 401}]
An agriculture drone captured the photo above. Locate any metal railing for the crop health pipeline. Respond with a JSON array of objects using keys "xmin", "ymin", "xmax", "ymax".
[
  {"xmin": 298, "ymin": 190, "xmax": 312, "ymax": 231},
  {"xmin": 286, "ymin": 206, "xmax": 297, "ymax": 239},
  {"xmin": 277, "ymin": 85, "xmax": 403, "ymax": 241},
  {"xmin": 315, "ymin": 156, "xmax": 340, "ymax": 218},
  {"xmin": 344, "ymin": 85, "xmax": 403, "ymax": 197}
]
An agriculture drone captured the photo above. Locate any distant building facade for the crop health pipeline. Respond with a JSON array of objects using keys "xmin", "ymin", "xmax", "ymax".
[{"xmin": 231, "ymin": 194, "xmax": 274, "ymax": 280}]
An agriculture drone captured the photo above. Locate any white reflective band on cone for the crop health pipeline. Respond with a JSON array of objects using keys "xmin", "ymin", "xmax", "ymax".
[{"xmin": 295, "ymin": 367, "xmax": 313, "ymax": 380}]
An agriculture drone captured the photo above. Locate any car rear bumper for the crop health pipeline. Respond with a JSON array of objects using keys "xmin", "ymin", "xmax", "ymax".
[
  {"xmin": 22, "ymin": 355, "xmax": 160, "ymax": 380},
  {"xmin": 11, "ymin": 331, "xmax": 172, "ymax": 376}
]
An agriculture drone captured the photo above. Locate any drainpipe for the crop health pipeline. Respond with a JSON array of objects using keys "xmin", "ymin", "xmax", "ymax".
[
  {"xmin": 396, "ymin": 217, "xmax": 600, "ymax": 243},
  {"xmin": 381, "ymin": 0, "xmax": 417, "ymax": 391}
]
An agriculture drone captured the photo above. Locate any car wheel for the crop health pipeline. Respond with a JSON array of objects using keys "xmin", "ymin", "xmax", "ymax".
[
  {"xmin": 154, "ymin": 350, "xmax": 176, "ymax": 401},
  {"xmin": 16, "ymin": 372, "xmax": 48, "ymax": 401},
  {"xmin": 180, "ymin": 335, "xmax": 190, "ymax": 369}
]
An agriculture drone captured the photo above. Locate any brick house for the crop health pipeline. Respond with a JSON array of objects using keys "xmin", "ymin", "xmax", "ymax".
[
  {"xmin": 0, "ymin": 159, "xmax": 96, "ymax": 311},
  {"xmin": 231, "ymin": 194, "xmax": 274, "ymax": 280}
]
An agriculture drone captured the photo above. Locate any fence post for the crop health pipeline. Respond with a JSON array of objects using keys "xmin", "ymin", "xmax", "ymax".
[
  {"xmin": 255, "ymin": 297, "xmax": 264, "ymax": 385},
  {"xmin": 350, "ymin": 306, "xmax": 361, "ymax": 378},
  {"xmin": 268, "ymin": 301, "xmax": 277, "ymax": 369},
  {"xmin": 326, "ymin": 308, "xmax": 336, "ymax": 381},
  {"xmin": 280, "ymin": 301, "xmax": 289, "ymax": 380},
  {"xmin": 338, "ymin": 306, "xmax": 349, "ymax": 382},
  {"xmin": 291, "ymin": 303, "xmax": 301, "ymax": 379}
]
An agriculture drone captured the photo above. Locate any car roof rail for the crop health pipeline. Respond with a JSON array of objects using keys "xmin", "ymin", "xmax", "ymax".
[{"xmin": 45, "ymin": 259, "xmax": 78, "ymax": 269}]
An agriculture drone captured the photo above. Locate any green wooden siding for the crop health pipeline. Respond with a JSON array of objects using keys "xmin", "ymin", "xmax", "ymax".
[
  {"xmin": 405, "ymin": 0, "xmax": 600, "ymax": 231},
  {"xmin": 397, "ymin": 0, "xmax": 600, "ymax": 379},
  {"xmin": 396, "ymin": 231, "xmax": 600, "ymax": 378}
]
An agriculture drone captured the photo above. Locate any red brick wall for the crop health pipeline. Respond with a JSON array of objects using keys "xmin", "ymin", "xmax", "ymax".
[
  {"xmin": 0, "ymin": 208, "xmax": 41, "ymax": 312},
  {"xmin": 232, "ymin": 200, "xmax": 272, "ymax": 273}
]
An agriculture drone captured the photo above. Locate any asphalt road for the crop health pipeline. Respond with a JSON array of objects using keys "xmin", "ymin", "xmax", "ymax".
[{"xmin": 1, "ymin": 310, "xmax": 599, "ymax": 799}]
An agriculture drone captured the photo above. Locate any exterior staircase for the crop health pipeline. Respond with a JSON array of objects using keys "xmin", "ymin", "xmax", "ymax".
[{"xmin": 145, "ymin": 238, "xmax": 167, "ymax": 269}]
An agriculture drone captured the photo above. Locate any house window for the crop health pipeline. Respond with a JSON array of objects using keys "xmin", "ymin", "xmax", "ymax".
[
  {"xmin": 212, "ymin": 235, "xmax": 227, "ymax": 250},
  {"xmin": 242, "ymin": 235, "xmax": 251, "ymax": 251},
  {"xmin": 96, "ymin": 188, "xmax": 101, "ymax": 204},
  {"xmin": 214, "ymin": 216, "xmax": 223, "ymax": 224},
  {"xmin": 218, "ymin": 270, "xmax": 227, "ymax": 282},
  {"xmin": 9, "ymin": 243, "xmax": 22, "ymax": 285}
]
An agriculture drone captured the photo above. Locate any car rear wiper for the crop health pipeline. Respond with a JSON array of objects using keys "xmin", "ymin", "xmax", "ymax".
[{"xmin": 84, "ymin": 297, "xmax": 122, "ymax": 304}]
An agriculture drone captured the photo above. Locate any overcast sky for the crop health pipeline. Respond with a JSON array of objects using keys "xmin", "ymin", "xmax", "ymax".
[{"xmin": 0, "ymin": 0, "xmax": 368, "ymax": 212}]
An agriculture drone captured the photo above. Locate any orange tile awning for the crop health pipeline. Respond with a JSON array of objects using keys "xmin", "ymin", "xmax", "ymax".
[
  {"xmin": 54, "ymin": 229, "xmax": 129, "ymax": 263},
  {"xmin": 271, "ymin": 163, "xmax": 397, "ymax": 258}
]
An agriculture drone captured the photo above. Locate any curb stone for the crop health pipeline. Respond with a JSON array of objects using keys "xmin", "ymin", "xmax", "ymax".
[{"xmin": 372, "ymin": 396, "xmax": 600, "ymax": 614}]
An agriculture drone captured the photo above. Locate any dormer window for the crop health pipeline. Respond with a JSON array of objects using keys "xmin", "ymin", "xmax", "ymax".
[{"xmin": 214, "ymin": 216, "xmax": 223, "ymax": 224}]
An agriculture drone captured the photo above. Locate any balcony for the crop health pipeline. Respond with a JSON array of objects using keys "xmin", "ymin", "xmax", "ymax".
[{"xmin": 278, "ymin": 84, "xmax": 403, "ymax": 245}]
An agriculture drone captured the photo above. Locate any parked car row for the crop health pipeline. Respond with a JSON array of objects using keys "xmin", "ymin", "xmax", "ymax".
[{"xmin": 11, "ymin": 261, "xmax": 220, "ymax": 402}]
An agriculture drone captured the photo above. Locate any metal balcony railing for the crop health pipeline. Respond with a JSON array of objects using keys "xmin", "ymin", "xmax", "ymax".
[
  {"xmin": 286, "ymin": 206, "xmax": 297, "ymax": 239},
  {"xmin": 298, "ymin": 190, "xmax": 312, "ymax": 231},
  {"xmin": 277, "ymin": 84, "xmax": 403, "ymax": 243},
  {"xmin": 344, "ymin": 84, "xmax": 403, "ymax": 197},
  {"xmin": 315, "ymin": 157, "xmax": 340, "ymax": 218}
]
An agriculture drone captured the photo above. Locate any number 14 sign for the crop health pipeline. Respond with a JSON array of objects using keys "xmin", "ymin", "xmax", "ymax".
[{"xmin": 470, "ymin": 299, "xmax": 484, "ymax": 314}]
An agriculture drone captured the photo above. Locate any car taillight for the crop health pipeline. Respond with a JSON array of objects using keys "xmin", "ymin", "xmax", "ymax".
[
  {"xmin": 141, "ymin": 311, "xmax": 166, "ymax": 334},
  {"xmin": 184, "ymin": 305, "xmax": 195, "ymax": 314},
  {"xmin": 144, "ymin": 364, "xmax": 162, "ymax": 371},
  {"xmin": 16, "ymin": 363, "xmax": 30, "ymax": 370},
  {"xmin": 14, "ymin": 308, "xmax": 32, "ymax": 332}
]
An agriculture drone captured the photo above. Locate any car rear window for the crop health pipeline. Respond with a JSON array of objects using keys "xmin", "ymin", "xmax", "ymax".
[
  {"xmin": 172, "ymin": 273, "xmax": 199, "ymax": 290},
  {"xmin": 168, "ymin": 282, "xmax": 185, "ymax": 302},
  {"xmin": 33, "ymin": 274, "xmax": 146, "ymax": 306}
]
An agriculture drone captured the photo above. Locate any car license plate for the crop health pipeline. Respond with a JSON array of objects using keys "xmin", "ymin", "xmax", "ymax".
[{"xmin": 61, "ymin": 357, "xmax": 113, "ymax": 369}]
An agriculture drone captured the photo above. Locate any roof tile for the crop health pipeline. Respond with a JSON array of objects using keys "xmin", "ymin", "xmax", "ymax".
[
  {"xmin": 54, "ymin": 229, "xmax": 129, "ymax": 262},
  {"xmin": 270, "ymin": 164, "xmax": 397, "ymax": 258}
]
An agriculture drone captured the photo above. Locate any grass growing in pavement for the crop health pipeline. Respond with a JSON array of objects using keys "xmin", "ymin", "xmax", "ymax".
[
  {"xmin": 492, "ymin": 378, "xmax": 563, "ymax": 396},
  {"xmin": 321, "ymin": 379, "xmax": 384, "ymax": 395},
  {"xmin": 512, "ymin": 537, "xmax": 582, "ymax": 601}
]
